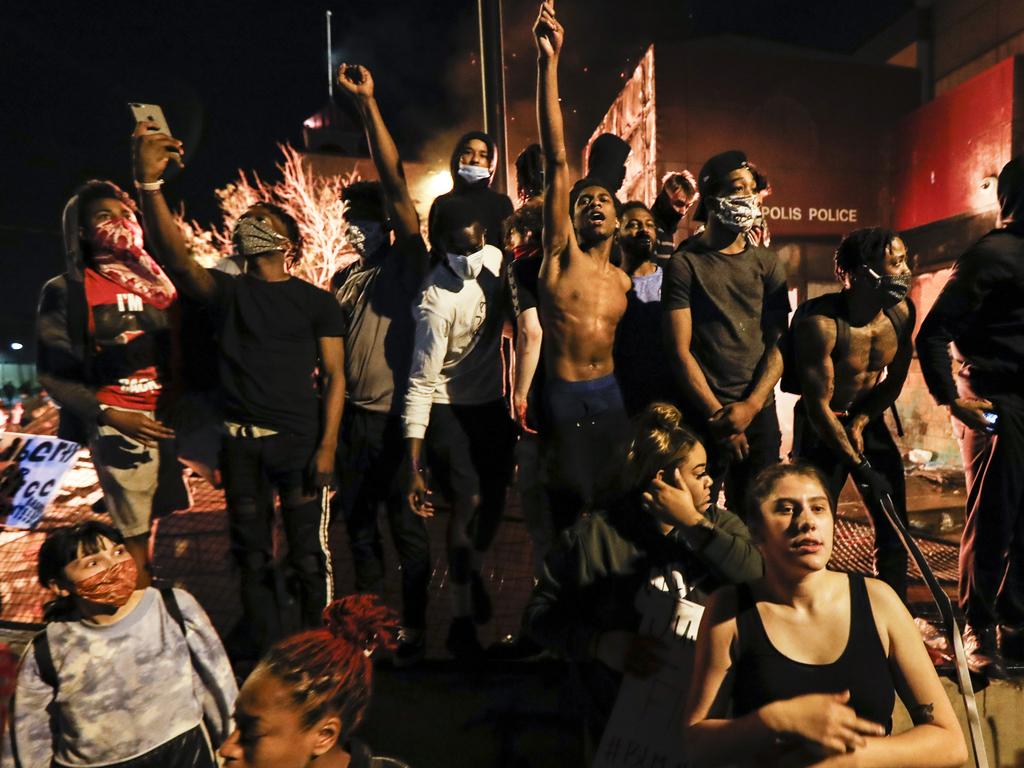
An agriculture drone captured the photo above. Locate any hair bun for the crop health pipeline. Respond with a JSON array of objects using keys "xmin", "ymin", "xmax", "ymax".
[
  {"xmin": 644, "ymin": 402, "xmax": 683, "ymax": 433},
  {"xmin": 322, "ymin": 595, "xmax": 399, "ymax": 656}
]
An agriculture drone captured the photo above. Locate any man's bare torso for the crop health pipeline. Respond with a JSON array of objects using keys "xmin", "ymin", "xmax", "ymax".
[
  {"xmin": 829, "ymin": 302, "xmax": 910, "ymax": 411},
  {"xmin": 540, "ymin": 243, "xmax": 629, "ymax": 382}
]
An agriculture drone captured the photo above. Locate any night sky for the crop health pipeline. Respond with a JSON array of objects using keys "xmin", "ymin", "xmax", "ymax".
[{"xmin": 2, "ymin": 0, "xmax": 910, "ymax": 357}]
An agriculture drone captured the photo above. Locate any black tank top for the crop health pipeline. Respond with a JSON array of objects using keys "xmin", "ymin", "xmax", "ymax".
[{"xmin": 732, "ymin": 574, "xmax": 895, "ymax": 734}]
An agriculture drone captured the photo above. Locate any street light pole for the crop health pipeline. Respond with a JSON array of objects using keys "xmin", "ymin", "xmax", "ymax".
[{"xmin": 478, "ymin": 0, "xmax": 509, "ymax": 195}]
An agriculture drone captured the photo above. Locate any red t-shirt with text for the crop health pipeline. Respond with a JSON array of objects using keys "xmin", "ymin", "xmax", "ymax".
[{"xmin": 85, "ymin": 268, "xmax": 175, "ymax": 412}]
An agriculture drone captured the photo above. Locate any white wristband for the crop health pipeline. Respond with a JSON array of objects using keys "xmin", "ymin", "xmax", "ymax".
[{"xmin": 134, "ymin": 179, "xmax": 164, "ymax": 192}]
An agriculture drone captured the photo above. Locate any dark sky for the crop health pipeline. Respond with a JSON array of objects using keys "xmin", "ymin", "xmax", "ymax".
[{"xmin": 2, "ymin": 0, "xmax": 910, "ymax": 356}]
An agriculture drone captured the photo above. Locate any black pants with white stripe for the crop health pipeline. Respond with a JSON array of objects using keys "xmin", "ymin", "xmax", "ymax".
[{"xmin": 222, "ymin": 432, "xmax": 329, "ymax": 655}]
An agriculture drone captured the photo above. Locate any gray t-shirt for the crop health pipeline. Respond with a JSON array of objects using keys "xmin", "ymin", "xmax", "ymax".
[
  {"xmin": 663, "ymin": 242, "xmax": 790, "ymax": 404},
  {"xmin": 336, "ymin": 235, "xmax": 427, "ymax": 415}
]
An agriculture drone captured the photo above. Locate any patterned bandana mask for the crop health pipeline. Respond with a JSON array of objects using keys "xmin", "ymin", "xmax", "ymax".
[
  {"xmin": 712, "ymin": 194, "xmax": 762, "ymax": 234},
  {"xmin": 346, "ymin": 221, "xmax": 387, "ymax": 261},
  {"xmin": 233, "ymin": 218, "xmax": 290, "ymax": 257},
  {"xmin": 870, "ymin": 270, "xmax": 912, "ymax": 308},
  {"xmin": 90, "ymin": 217, "xmax": 178, "ymax": 310},
  {"xmin": 72, "ymin": 557, "xmax": 138, "ymax": 607}
]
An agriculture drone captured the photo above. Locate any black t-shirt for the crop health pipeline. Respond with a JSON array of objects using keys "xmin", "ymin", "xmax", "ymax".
[
  {"xmin": 208, "ymin": 271, "xmax": 345, "ymax": 438},
  {"xmin": 663, "ymin": 242, "xmax": 790, "ymax": 404},
  {"xmin": 614, "ymin": 273, "xmax": 674, "ymax": 416},
  {"xmin": 508, "ymin": 255, "xmax": 544, "ymax": 431}
]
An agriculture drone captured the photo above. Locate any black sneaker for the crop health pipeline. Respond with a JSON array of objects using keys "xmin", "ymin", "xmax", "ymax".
[
  {"xmin": 393, "ymin": 628, "xmax": 426, "ymax": 668},
  {"xmin": 446, "ymin": 617, "xmax": 484, "ymax": 660},
  {"xmin": 470, "ymin": 572, "xmax": 492, "ymax": 625},
  {"xmin": 964, "ymin": 624, "xmax": 1009, "ymax": 679}
]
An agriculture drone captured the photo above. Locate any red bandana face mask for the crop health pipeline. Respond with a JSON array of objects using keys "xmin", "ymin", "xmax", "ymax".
[
  {"xmin": 89, "ymin": 216, "xmax": 178, "ymax": 310},
  {"xmin": 72, "ymin": 557, "xmax": 138, "ymax": 607},
  {"xmin": 92, "ymin": 215, "xmax": 147, "ymax": 258},
  {"xmin": 512, "ymin": 242, "xmax": 541, "ymax": 261}
]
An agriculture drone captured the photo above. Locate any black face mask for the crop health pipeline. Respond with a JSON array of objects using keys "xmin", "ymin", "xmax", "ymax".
[{"xmin": 868, "ymin": 269, "xmax": 911, "ymax": 307}]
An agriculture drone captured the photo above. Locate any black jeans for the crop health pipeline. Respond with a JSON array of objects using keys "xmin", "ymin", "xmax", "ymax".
[
  {"xmin": 425, "ymin": 400, "xmax": 514, "ymax": 584},
  {"xmin": 954, "ymin": 382, "xmax": 1024, "ymax": 629},
  {"xmin": 222, "ymin": 431, "xmax": 328, "ymax": 655},
  {"xmin": 335, "ymin": 406, "xmax": 430, "ymax": 629},
  {"xmin": 688, "ymin": 402, "xmax": 781, "ymax": 518},
  {"xmin": 542, "ymin": 374, "xmax": 630, "ymax": 530},
  {"xmin": 792, "ymin": 403, "xmax": 909, "ymax": 600}
]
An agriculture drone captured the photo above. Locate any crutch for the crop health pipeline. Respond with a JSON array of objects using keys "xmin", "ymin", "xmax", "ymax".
[{"xmin": 876, "ymin": 490, "xmax": 989, "ymax": 768}]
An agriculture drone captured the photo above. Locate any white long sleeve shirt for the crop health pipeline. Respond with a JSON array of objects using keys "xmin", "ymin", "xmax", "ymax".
[{"xmin": 402, "ymin": 245, "xmax": 506, "ymax": 439}]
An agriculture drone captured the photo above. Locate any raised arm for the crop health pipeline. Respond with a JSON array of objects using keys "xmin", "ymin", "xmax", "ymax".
[
  {"xmin": 131, "ymin": 122, "xmax": 217, "ymax": 302},
  {"xmin": 338, "ymin": 65, "xmax": 421, "ymax": 248},
  {"xmin": 534, "ymin": 1, "xmax": 571, "ymax": 278}
]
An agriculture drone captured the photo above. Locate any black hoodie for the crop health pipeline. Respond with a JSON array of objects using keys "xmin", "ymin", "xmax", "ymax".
[{"xmin": 427, "ymin": 131, "xmax": 513, "ymax": 250}]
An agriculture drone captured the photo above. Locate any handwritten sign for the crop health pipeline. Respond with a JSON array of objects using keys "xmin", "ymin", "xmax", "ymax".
[
  {"xmin": 593, "ymin": 570, "xmax": 704, "ymax": 768},
  {"xmin": 0, "ymin": 433, "xmax": 81, "ymax": 529}
]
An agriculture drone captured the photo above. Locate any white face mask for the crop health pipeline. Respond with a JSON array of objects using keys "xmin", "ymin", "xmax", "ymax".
[
  {"xmin": 346, "ymin": 221, "xmax": 387, "ymax": 260},
  {"xmin": 446, "ymin": 247, "xmax": 487, "ymax": 279},
  {"xmin": 457, "ymin": 163, "xmax": 491, "ymax": 184}
]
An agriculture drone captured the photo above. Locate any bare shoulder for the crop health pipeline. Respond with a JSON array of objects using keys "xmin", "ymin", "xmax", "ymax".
[
  {"xmin": 615, "ymin": 264, "xmax": 631, "ymax": 291},
  {"xmin": 704, "ymin": 584, "xmax": 742, "ymax": 627},
  {"xmin": 795, "ymin": 312, "xmax": 836, "ymax": 341},
  {"xmin": 863, "ymin": 576, "xmax": 912, "ymax": 654}
]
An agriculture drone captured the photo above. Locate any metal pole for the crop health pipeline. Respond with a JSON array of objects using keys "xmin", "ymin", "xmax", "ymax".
[
  {"xmin": 477, "ymin": 0, "xmax": 509, "ymax": 195},
  {"xmin": 326, "ymin": 10, "xmax": 334, "ymax": 100}
]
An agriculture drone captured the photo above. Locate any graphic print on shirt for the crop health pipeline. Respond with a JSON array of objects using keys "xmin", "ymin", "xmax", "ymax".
[{"xmin": 85, "ymin": 268, "xmax": 173, "ymax": 411}]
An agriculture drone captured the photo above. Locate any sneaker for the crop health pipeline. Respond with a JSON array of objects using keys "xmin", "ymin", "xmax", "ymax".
[
  {"xmin": 470, "ymin": 572, "xmax": 492, "ymax": 625},
  {"xmin": 963, "ymin": 624, "xmax": 1008, "ymax": 679},
  {"xmin": 393, "ymin": 627, "xmax": 426, "ymax": 668},
  {"xmin": 446, "ymin": 617, "xmax": 483, "ymax": 660}
]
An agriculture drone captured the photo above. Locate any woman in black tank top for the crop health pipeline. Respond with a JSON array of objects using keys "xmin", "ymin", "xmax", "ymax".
[{"xmin": 685, "ymin": 464, "xmax": 967, "ymax": 768}]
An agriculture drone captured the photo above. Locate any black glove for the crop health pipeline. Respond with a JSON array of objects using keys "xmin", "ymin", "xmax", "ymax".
[{"xmin": 850, "ymin": 459, "xmax": 894, "ymax": 505}]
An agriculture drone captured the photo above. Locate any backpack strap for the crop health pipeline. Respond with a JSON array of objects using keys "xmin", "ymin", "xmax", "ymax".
[
  {"xmin": 160, "ymin": 587, "xmax": 188, "ymax": 639},
  {"xmin": 833, "ymin": 314, "xmax": 851, "ymax": 362},
  {"xmin": 31, "ymin": 630, "xmax": 57, "ymax": 691}
]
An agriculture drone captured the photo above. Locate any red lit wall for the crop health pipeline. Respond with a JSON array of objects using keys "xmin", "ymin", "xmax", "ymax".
[{"xmin": 890, "ymin": 57, "xmax": 1017, "ymax": 231}]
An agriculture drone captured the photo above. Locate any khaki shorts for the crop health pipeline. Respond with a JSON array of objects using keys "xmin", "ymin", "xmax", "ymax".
[{"xmin": 89, "ymin": 407, "xmax": 171, "ymax": 538}]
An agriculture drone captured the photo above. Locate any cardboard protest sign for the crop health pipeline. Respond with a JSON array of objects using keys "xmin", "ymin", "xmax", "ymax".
[
  {"xmin": 593, "ymin": 569, "xmax": 704, "ymax": 768},
  {"xmin": 0, "ymin": 432, "xmax": 81, "ymax": 529}
]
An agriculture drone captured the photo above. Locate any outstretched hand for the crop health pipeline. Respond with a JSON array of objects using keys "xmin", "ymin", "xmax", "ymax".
[
  {"xmin": 533, "ymin": 1, "xmax": 564, "ymax": 59},
  {"xmin": 132, "ymin": 121, "xmax": 184, "ymax": 182},
  {"xmin": 337, "ymin": 63, "xmax": 374, "ymax": 99}
]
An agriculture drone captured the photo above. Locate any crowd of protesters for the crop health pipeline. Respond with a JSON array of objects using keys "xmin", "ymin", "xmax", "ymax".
[{"xmin": 10, "ymin": 0, "xmax": 1024, "ymax": 764}]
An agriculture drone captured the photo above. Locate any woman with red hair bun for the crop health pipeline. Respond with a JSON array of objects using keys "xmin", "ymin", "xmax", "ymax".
[{"xmin": 219, "ymin": 595, "xmax": 410, "ymax": 768}]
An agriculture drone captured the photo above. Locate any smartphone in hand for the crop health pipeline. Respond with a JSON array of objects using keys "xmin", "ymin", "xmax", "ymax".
[{"xmin": 129, "ymin": 102, "xmax": 173, "ymax": 137}]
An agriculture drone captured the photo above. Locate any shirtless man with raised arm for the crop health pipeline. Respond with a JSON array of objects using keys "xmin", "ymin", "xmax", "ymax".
[
  {"xmin": 534, "ymin": 0, "xmax": 631, "ymax": 525},
  {"xmin": 791, "ymin": 227, "xmax": 914, "ymax": 600}
]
